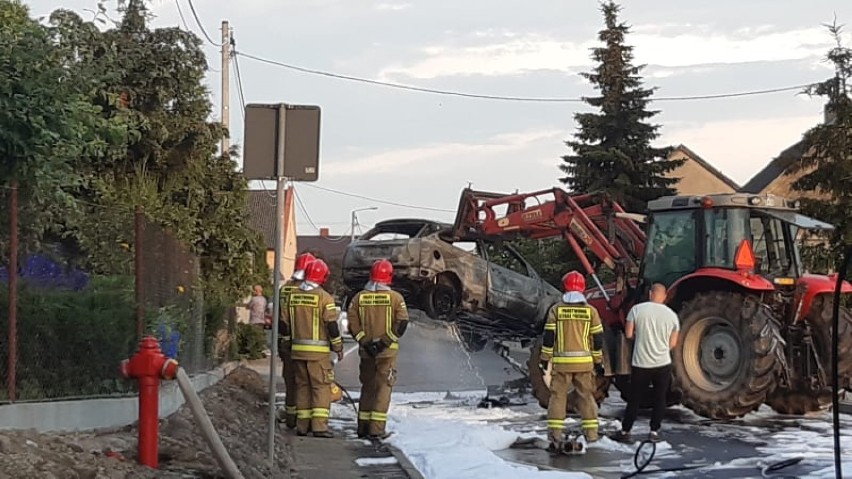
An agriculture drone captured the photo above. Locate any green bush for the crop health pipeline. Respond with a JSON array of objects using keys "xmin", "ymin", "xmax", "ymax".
[
  {"xmin": 0, "ymin": 276, "xmax": 139, "ymax": 401},
  {"xmin": 234, "ymin": 323, "xmax": 267, "ymax": 360}
]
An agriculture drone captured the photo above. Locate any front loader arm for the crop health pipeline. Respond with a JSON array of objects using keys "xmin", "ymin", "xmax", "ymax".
[{"xmin": 451, "ymin": 187, "xmax": 646, "ymax": 307}]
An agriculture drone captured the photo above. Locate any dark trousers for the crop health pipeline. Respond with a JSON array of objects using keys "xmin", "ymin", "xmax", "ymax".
[{"xmin": 621, "ymin": 364, "xmax": 672, "ymax": 432}]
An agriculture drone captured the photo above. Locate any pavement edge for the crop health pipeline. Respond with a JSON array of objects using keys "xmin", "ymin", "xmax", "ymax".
[{"xmin": 387, "ymin": 443, "xmax": 424, "ymax": 479}]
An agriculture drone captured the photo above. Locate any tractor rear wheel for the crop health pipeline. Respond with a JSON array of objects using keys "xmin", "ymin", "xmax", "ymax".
[
  {"xmin": 527, "ymin": 341, "xmax": 609, "ymax": 410},
  {"xmin": 767, "ymin": 296, "xmax": 852, "ymax": 415},
  {"xmin": 673, "ymin": 292, "xmax": 783, "ymax": 420},
  {"xmin": 809, "ymin": 295, "xmax": 852, "ymax": 386}
]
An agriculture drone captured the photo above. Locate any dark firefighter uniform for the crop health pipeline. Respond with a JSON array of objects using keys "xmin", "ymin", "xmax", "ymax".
[
  {"xmin": 281, "ymin": 286, "xmax": 343, "ymax": 436},
  {"xmin": 277, "ymin": 279, "xmax": 299, "ymax": 428},
  {"xmin": 540, "ymin": 300, "xmax": 605, "ymax": 443},
  {"xmin": 347, "ymin": 290, "xmax": 409, "ymax": 438}
]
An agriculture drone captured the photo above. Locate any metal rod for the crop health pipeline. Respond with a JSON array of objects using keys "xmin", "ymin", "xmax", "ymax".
[
  {"xmin": 135, "ymin": 206, "xmax": 144, "ymax": 339},
  {"xmin": 267, "ymin": 105, "xmax": 288, "ymax": 465},
  {"xmin": 268, "ymin": 176, "xmax": 285, "ymax": 465},
  {"xmin": 7, "ymin": 181, "xmax": 18, "ymax": 402},
  {"xmin": 220, "ymin": 21, "xmax": 230, "ymax": 156}
]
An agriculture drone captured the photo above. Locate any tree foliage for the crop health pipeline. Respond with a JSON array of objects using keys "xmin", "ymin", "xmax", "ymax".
[
  {"xmin": 560, "ymin": 1, "xmax": 682, "ymax": 212},
  {"xmin": 787, "ymin": 22, "xmax": 852, "ymax": 259},
  {"xmin": 0, "ymin": 0, "xmax": 127, "ymax": 257},
  {"xmin": 3, "ymin": 0, "xmax": 267, "ymax": 302}
]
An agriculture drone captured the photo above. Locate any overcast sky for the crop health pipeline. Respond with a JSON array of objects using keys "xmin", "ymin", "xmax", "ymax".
[{"xmin": 26, "ymin": 0, "xmax": 852, "ymax": 234}]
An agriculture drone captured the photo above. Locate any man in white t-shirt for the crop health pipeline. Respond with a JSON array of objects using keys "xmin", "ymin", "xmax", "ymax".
[{"xmin": 613, "ymin": 283, "xmax": 679, "ymax": 443}]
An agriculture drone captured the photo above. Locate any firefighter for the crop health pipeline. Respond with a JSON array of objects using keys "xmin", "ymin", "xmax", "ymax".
[
  {"xmin": 347, "ymin": 259, "xmax": 409, "ymax": 439},
  {"xmin": 539, "ymin": 270, "xmax": 605, "ymax": 451},
  {"xmin": 277, "ymin": 252, "xmax": 316, "ymax": 429},
  {"xmin": 281, "ymin": 259, "xmax": 344, "ymax": 438}
]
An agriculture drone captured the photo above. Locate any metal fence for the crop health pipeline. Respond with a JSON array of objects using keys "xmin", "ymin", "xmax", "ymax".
[{"xmin": 0, "ymin": 189, "xmax": 225, "ymax": 403}]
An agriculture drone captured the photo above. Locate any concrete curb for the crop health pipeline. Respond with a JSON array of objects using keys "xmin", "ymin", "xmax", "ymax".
[
  {"xmin": 0, "ymin": 361, "xmax": 240, "ymax": 433},
  {"xmin": 387, "ymin": 444, "xmax": 425, "ymax": 479}
]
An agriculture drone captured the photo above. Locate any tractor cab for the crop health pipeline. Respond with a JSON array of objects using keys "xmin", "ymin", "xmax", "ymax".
[{"xmin": 640, "ymin": 193, "xmax": 834, "ymax": 288}]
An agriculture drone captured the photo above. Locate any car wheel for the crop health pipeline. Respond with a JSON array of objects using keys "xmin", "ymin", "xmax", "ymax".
[{"xmin": 424, "ymin": 283, "xmax": 459, "ymax": 320}]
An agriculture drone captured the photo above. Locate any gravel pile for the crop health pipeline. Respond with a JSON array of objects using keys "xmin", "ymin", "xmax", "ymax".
[{"xmin": 0, "ymin": 367, "xmax": 291, "ymax": 479}]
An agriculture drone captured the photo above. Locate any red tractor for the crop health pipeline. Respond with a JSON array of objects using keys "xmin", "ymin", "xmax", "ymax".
[{"xmin": 452, "ymin": 188, "xmax": 852, "ymax": 419}]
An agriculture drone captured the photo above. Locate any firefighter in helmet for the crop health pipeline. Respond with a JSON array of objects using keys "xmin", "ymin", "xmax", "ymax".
[
  {"xmin": 277, "ymin": 252, "xmax": 316, "ymax": 429},
  {"xmin": 281, "ymin": 259, "xmax": 344, "ymax": 437},
  {"xmin": 539, "ymin": 270, "xmax": 605, "ymax": 451},
  {"xmin": 347, "ymin": 259, "xmax": 409, "ymax": 439}
]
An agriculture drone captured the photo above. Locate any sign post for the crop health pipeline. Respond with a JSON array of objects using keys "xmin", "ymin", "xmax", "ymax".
[{"xmin": 242, "ymin": 103, "xmax": 321, "ymax": 467}]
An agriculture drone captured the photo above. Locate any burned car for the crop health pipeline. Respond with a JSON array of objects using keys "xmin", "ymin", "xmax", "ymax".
[{"xmin": 341, "ymin": 219, "xmax": 562, "ymax": 348}]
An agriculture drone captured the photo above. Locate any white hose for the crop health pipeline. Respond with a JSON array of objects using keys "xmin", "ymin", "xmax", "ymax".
[{"xmin": 175, "ymin": 368, "xmax": 246, "ymax": 479}]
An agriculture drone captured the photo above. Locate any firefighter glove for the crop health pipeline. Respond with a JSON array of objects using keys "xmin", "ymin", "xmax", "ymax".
[
  {"xmin": 539, "ymin": 360, "xmax": 549, "ymax": 372},
  {"xmin": 594, "ymin": 363, "xmax": 604, "ymax": 376},
  {"xmin": 364, "ymin": 341, "xmax": 378, "ymax": 357}
]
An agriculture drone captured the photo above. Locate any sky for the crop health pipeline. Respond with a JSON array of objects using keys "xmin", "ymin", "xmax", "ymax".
[{"xmin": 25, "ymin": 0, "xmax": 852, "ymax": 235}]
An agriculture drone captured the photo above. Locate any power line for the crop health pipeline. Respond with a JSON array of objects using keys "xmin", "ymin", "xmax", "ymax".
[
  {"xmin": 231, "ymin": 39, "xmax": 247, "ymax": 120},
  {"xmin": 234, "ymin": 50, "xmax": 815, "ymax": 103},
  {"xmin": 173, "ymin": 0, "xmax": 191, "ymax": 31},
  {"xmin": 185, "ymin": 0, "xmax": 224, "ymax": 47},
  {"xmin": 291, "ymin": 185, "xmax": 351, "ymax": 241},
  {"xmin": 298, "ymin": 183, "xmax": 456, "ymax": 213}
]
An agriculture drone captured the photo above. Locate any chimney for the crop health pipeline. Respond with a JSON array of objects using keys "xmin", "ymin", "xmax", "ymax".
[{"xmin": 319, "ymin": 228, "xmax": 330, "ymax": 238}]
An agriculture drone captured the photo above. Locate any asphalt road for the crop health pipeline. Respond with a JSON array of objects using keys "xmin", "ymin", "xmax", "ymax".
[
  {"xmin": 252, "ymin": 311, "xmax": 847, "ymax": 479},
  {"xmin": 334, "ymin": 312, "xmax": 525, "ymax": 393}
]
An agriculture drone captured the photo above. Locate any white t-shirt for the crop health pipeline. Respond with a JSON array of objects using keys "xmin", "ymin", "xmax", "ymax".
[
  {"xmin": 626, "ymin": 302, "xmax": 680, "ymax": 368},
  {"xmin": 248, "ymin": 295, "xmax": 268, "ymax": 325}
]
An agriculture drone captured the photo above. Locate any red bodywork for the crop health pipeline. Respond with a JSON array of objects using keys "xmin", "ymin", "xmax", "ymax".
[
  {"xmin": 120, "ymin": 336, "xmax": 179, "ymax": 469},
  {"xmin": 793, "ymin": 274, "xmax": 852, "ymax": 322}
]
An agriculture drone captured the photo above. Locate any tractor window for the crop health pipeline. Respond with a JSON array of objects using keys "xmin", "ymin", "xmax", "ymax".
[
  {"xmin": 749, "ymin": 214, "xmax": 795, "ymax": 277},
  {"xmin": 703, "ymin": 208, "xmax": 750, "ymax": 269},
  {"xmin": 643, "ymin": 210, "xmax": 697, "ymax": 286}
]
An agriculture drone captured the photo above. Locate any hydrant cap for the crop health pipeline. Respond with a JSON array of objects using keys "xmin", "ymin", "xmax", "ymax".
[
  {"xmin": 140, "ymin": 336, "xmax": 161, "ymax": 351},
  {"xmin": 161, "ymin": 359, "xmax": 179, "ymax": 380}
]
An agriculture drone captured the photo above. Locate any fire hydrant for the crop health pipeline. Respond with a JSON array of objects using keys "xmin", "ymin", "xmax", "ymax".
[{"xmin": 120, "ymin": 336, "xmax": 179, "ymax": 468}]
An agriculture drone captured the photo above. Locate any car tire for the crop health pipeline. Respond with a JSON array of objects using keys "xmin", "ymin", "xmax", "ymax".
[{"xmin": 424, "ymin": 283, "xmax": 459, "ymax": 320}]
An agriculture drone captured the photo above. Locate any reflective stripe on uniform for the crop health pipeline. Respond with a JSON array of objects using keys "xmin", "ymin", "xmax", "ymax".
[
  {"xmin": 312, "ymin": 408, "xmax": 330, "ymax": 418},
  {"xmin": 358, "ymin": 411, "xmax": 372, "ymax": 420},
  {"xmin": 359, "ymin": 293, "xmax": 400, "ymax": 348},
  {"xmin": 541, "ymin": 346, "xmax": 554, "ymax": 355},
  {"xmin": 589, "ymin": 324, "xmax": 604, "ymax": 334},
  {"xmin": 293, "ymin": 339, "xmax": 329, "ymax": 346},
  {"xmin": 544, "ymin": 323, "xmax": 556, "ymax": 331},
  {"xmin": 371, "ymin": 412, "xmax": 388, "ymax": 422},
  {"xmin": 291, "ymin": 339, "xmax": 330, "ymax": 353},
  {"xmin": 296, "ymin": 409, "xmax": 312, "ymax": 419},
  {"xmin": 581, "ymin": 419, "xmax": 599, "ymax": 429},
  {"xmin": 354, "ymin": 331, "xmax": 366, "ymax": 342},
  {"xmin": 547, "ymin": 419, "xmax": 565, "ymax": 429},
  {"xmin": 285, "ymin": 406, "xmax": 297, "ymax": 414},
  {"xmin": 552, "ymin": 356, "xmax": 593, "ymax": 364}
]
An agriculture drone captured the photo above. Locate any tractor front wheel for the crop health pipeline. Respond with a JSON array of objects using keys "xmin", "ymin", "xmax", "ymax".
[{"xmin": 673, "ymin": 292, "xmax": 783, "ymax": 420}]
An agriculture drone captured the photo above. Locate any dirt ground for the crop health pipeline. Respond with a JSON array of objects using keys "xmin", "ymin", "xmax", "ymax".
[{"xmin": 0, "ymin": 367, "xmax": 291, "ymax": 479}]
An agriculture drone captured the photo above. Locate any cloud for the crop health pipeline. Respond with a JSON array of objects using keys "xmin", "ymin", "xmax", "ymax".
[
  {"xmin": 374, "ymin": 2, "xmax": 411, "ymax": 11},
  {"xmin": 323, "ymin": 128, "xmax": 564, "ymax": 177},
  {"xmin": 379, "ymin": 26, "xmax": 832, "ymax": 80},
  {"xmin": 660, "ymin": 114, "xmax": 822, "ymax": 185}
]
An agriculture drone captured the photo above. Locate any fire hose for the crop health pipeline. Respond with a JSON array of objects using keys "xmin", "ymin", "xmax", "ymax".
[{"xmin": 621, "ymin": 244, "xmax": 851, "ymax": 479}]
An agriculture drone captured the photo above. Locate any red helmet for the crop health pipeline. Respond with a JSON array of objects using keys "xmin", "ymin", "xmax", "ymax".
[
  {"xmin": 562, "ymin": 271, "xmax": 586, "ymax": 293},
  {"xmin": 304, "ymin": 259, "xmax": 330, "ymax": 285},
  {"xmin": 294, "ymin": 252, "xmax": 316, "ymax": 272},
  {"xmin": 370, "ymin": 259, "xmax": 394, "ymax": 284}
]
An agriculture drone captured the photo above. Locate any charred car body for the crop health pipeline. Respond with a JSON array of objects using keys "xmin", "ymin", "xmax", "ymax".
[{"xmin": 341, "ymin": 219, "xmax": 562, "ymax": 348}]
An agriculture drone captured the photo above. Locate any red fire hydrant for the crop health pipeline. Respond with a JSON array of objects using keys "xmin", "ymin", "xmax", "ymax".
[{"xmin": 120, "ymin": 336, "xmax": 179, "ymax": 469}]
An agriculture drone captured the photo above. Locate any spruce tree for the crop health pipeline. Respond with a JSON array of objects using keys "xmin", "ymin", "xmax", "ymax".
[
  {"xmin": 787, "ymin": 23, "xmax": 852, "ymax": 263},
  {"xmin": 560, "ymin": 1, "xmax": 682, "ymax": 212}
]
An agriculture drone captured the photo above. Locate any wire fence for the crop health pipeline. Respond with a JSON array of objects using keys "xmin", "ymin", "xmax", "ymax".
[{"xmin": 0, "ymin": 190, "xmax": 231, "ymax": 403}]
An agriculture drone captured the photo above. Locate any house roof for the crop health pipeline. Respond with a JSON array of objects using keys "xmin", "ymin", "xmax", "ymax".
[
  {"xmin": 739, "ymin": 140, "xmax": 806, "ymax": 193},
  {"xmin": 673, "ymin": 144, "xmax": 742, "ymax": 191},
  {"xmin": 297, "ymin": 236, "xmax": 352, "ymax": 263},
  {"xmin": 245, "ymin": 190, "xmax": 277, "ymax": 249}
]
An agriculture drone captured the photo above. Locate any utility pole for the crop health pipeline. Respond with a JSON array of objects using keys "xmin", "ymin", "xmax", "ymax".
[
  {"xmin": 350, "ymin": 207, "xmax": 378, "ymax": 242},
  {"xmin": 220, "ymin": 20, "xmax": 230, "ymax": 156}
]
